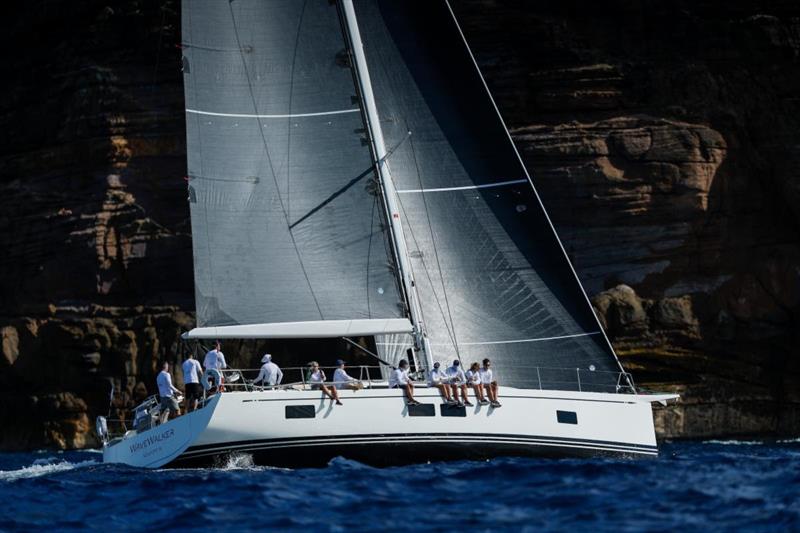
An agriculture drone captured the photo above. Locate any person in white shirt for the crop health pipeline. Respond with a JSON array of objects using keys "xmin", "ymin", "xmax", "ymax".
[
  {"xmin": 307, "ymin": 361, "xmax": 342, "ymax": 405},
  {"xmin": 466, "ymin": 361, "xmax": 488, "ymax": 405},
  {"xmin": 390, "ymin": 359, "xmax": 419, "ymax": 406},
  {"xmin": 156, "ymin": 361, "xmax": 181, "ymax": 423},
  {"xmin": 333, "ymin": 359, "xmax": 362, "ymax": 391},
  {"xmin": 203, "ymin": 341, "xmax": 227, "ymax": 393},
  {"xmin": 446, "ymin": 359, "xmax": 472, "ymax": 407},
  {"xmin": 480, "ymin": 358, "xmax": 501, "ymax": 407},
  {"xmin": 181, "ymin": 354, "xmax": 203, "ymax": 412},
  {"xmin": 253, "ymin": 353, "xmax": 283, "ymax": 388},
  {"xmin": 428, "ymin": 361, "xmax": 453, "ymax": 404}
]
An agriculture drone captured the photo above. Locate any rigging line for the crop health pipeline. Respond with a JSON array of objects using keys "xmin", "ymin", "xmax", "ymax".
[
  {"xmin": 397, "ymin": 178, "xmax": 528, "ymax": 194},
  {"xmin": 227, "ymin": 2, "xmax": 323, "ymax": 319},
  {"xmin": 406, "ymin": 125, "xmax": 461, "ymax": 360},
  {"xmin": 185, "ymin": 108, "xmax": 360, "ymax": 119},
  {"xmin": 287, "ymin": 0, "xmax": 310, "ymax": 222},
  {"xmin": 391, "ymin": 169, "xmax": 460, "ymax": 355},
  {"xmin": 444, "ymin": 0, "xmax": 628, "ymax": 378}
]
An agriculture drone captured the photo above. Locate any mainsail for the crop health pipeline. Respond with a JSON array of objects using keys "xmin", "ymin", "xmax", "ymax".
[
  {"xmin": 182, "ymin": 0, "xmax": 404, "ymax": 328},
  {"xmin": 354, "ymin": 1, "xmax": 624, "ymax": 391}
]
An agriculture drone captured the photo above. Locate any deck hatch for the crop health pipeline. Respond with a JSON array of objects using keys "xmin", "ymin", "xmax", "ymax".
[{"xmin": 285, "ymin": 405, "xmax": 316, "ymax": 419}]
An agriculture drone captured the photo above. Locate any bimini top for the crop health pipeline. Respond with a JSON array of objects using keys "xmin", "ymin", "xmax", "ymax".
[{"xmin": 181, "ymin": 318, "xmax": 413, "ymax": 340}]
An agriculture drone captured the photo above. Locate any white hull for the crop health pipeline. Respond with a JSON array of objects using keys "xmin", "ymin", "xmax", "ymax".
[{"xmin": 103, "ymin": 388, "xmax": 673, "ymax": 468}]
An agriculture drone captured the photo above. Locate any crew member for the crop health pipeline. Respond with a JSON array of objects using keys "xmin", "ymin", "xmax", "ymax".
[
  {"xmin": 481, "ymin": 358, "xmax": 501, "ymax": 407},
  {"xmin": 446, "ymin": 359, "xmax": 471, "ymax": 407},
  {"xmin": 182, "ymin": 352, "xmax": 203, "ymax": 412},
  {"xmin": 157, "ymin": 361, "xmax": 181, "ymax": 423},
  {"xmin": 466, "ymin": 362, "xmax": 488, "ymax": 405},
  {"xmin": 253, "ymin": 353, "xmax": 283, "ymax": 388},
  {"xmin": 429, "ymin": 361, "xmax": 453, "ymax": 404},
  {"xmin": 203, "ymin": 341, "xmax": 227, "ymax": 392},
  {"xmin": 308, "ymin": 361, "xmax": 342, "ymax": 405},
  {"xmin": 333, "ymin": 359, "xmax": 363, "ymax": 391},
  {"xmin": 390, "ymin": 359, "xmax": 419, "ymax": 406}
]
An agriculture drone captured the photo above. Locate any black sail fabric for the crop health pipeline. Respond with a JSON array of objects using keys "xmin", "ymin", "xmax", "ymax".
[
  {"xmin": 182, "ymin": 0, "xmax": 403, "ymax": 327},
  {"xmin": 355, "ymin": 1, "xmax": 625, "ymax": 391}
]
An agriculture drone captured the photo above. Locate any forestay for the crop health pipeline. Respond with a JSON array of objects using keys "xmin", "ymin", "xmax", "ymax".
[
  {"xmin": 182, "ymin": 0, "xmax": 403, "ymax": 327},
  {"xmin": 355, "ymin": 1, "xmax": 624, "ymax": 391}
]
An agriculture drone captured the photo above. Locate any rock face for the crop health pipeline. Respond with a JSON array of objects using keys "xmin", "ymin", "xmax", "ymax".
[{"xmin": 0, "ymin": 1, "xmax": 799, "ymax": 449}]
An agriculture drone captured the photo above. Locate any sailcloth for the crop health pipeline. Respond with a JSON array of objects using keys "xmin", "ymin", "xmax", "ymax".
[
  {"xmin": 356, "ymin": 1, "xmax": 623, "ymax": 391},
  {"xmin": 182, "ymin": 0, "xmax": 404, "ymax": 328}
]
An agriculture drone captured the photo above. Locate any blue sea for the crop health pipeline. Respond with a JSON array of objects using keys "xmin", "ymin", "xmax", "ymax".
[{"xmin": 0, "ymin": 440, "xmax": 797, "ymax": 531}]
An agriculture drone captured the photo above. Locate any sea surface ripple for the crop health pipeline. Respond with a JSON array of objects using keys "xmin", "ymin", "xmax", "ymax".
[{"xmin": 0, "ymin": 440, "xmax": 797, "ymax": 531}]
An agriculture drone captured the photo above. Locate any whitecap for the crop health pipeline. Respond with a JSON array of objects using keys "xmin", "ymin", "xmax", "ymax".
[
  {"xmin": 702, "ymin": 439, "xmax": 764, "ymax": 446},
  {"xmin": 0, "ymin": 459, "xmax": 97, "ymax": 482}
]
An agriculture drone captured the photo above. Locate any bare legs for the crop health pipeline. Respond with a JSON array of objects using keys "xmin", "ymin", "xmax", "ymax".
[
  {"xmin": 320, "ymin": 384, "xmax": 343, "ymax": 405},
  {"xmin": 450, "ymin": 384, "xmax": 470, "ymax": 406},
  {"xmin": 435, "ymin": 383, "xmax": 452, "ymax": 403}
]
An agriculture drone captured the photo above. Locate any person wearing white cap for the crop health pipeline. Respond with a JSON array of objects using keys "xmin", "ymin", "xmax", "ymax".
[{"xmin": 253, "ymin": 353, "xmax": 283, "ymax": 388}]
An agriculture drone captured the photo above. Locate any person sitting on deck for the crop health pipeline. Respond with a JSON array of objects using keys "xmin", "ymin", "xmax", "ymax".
[
  {"xmin": 480, "ymin": 358, "xmax": 501, "ymax": 408},
  {"xmin": 181, "ymin": 352, "xmax": 203, "ymax": 412},
  {"xmin": 429, "ymin": 361, "xmax": 454, "ymax": 404},
  {"xmin": 253, "ymin": 353, "xmax": 283, "ymax": 388},
  {"xmin": 466, "ymin": 361, "xmax": 488, "ymax": 405},
  {"xmin": 203, "ymin": 341, "xmax": 228, "ymax": 393},
  {"xmin": 157, "ymin": 361, "xmax": 181, "ymax": 423},
  {"xmin": 333, "ymin": 359, "xmax": 363, "ymax": 391},
  {"xmin": 446, "ymin": 360, "xmax": 472, "ymax": 407},
  {"xmin": 308, "ymin": 361, "xmax": 342, "ymax": 405},
  {"xmin": 389, "ymin": 359, "xmax": 420, "ymax": 406}
]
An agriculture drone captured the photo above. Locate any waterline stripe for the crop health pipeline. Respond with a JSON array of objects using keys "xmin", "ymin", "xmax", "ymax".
[
  {"xmin": 185, "ymin": 108, "xmax": 360, "ymax": 119},
  {"xmin": 396, "ymin": 178, "xmax": 528, "ymax": 194}
]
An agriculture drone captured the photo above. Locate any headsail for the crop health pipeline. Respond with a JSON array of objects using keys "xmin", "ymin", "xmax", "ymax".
[
  {"xmin": 182, "ymin": 0, "xmax": 404, "ymax": 328},
  {"xmin": 355, "ymin": 1, "xmax": 624, "ymax": 391}
]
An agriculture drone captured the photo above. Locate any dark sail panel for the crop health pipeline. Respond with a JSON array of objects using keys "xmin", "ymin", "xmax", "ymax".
[
  {"xmin": 355, "ymin": 1, "xmax": 624, "ymax": 390},
  {"xmin": 182, "ymin": 0, "xmax": 403, "ymax": 326}
]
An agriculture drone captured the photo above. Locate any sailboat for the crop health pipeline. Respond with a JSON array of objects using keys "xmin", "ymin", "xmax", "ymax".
[{"xmin": 99, "ymin": 0, "xmax": 677, "ymax": 469}]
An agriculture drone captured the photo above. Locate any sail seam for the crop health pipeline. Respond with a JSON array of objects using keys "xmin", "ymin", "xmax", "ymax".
[
  {"xmin": 185, "ymin": 108, "xmax": 360, "ymax": 119},
  {"xmin": 396, "ymin": 178, "xmax": 528, "ymax": 194}
]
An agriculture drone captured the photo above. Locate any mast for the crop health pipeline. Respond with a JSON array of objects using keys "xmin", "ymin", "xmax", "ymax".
[{"xmin": 339, "ymin": 0, "xmax": 433, "ymax": 371}]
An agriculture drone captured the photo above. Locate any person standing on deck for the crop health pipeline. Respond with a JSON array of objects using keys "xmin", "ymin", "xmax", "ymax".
[
  {"xmin": 203, "ymin": 341, "xmax": 227, "ymax": 392},
  {"xmin": 429, "ymin": 361, "xmax": 454, "ymax": 404},
  {"xmin": 480, "ymin": 358, "xmax": 501, "ymax": 408},
  {"xmin": 390, "ymin": 359, "xmax": 420, "ymax": 406},
  {"xmin": 182, "ymin": 353, "xmax": 203, "ymax": 412},
  {"xmin": 253, "ymin": 353, "xmax": 283, "ymax": 388},
  {"xmin": 446, "ymin": 360, "xmax": 472, "ymax": 407},
  {"xmin": 157, "ymin": 361, "xmax": 181, "ymax": 423}
]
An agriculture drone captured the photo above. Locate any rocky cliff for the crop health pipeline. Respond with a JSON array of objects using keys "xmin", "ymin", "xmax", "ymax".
[{"xmin": 0, "ymin": 0, "xmax": 798, "ymax": 449}]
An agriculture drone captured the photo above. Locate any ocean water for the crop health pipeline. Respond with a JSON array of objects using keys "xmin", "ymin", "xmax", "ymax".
[{"xmin": 0, "ymin": 440, "xmax": 797, "ymax": 531}]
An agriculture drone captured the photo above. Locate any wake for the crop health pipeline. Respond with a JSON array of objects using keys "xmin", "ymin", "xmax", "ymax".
[{"xmin": 0, "ymin": 457, "xmax": 98, "ymax": 482}]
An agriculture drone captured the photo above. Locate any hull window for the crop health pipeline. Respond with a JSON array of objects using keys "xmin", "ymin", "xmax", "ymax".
[
  {"xmin": 440, "ymin": 405, "xmax": 467, "ymax": 417},
  {"xmin": 286, "ymin": 405, "xmax": 316, "ymax": 419},
  {"xmin": 408, "ymin": 404, "xmax": 436, "ymax": 417},
  {"xmin": 556, "ymin": 410, "xmax": 578, "ymax": 424}
]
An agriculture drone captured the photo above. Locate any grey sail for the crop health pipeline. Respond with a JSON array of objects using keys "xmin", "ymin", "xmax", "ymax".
[
  {"xmin": 182, "ymin": 0, "xmax": 404, "ymax": 328},
  {"xmin": 355, "ymin": 1, "xmax": 624, "ymax": 391}
]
